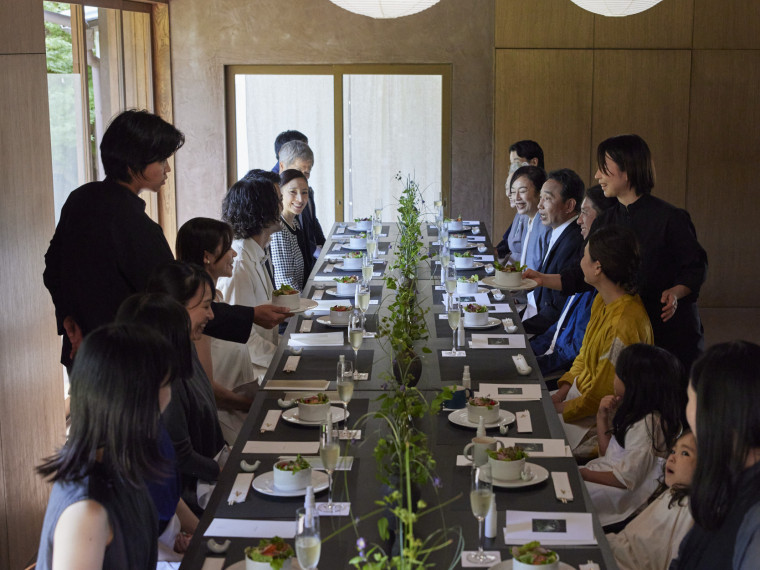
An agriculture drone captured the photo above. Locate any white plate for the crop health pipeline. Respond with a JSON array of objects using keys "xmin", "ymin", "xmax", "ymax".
[
  {"xmin": 448, "ymin": 243, "xmax": 478, "ymax": 250},
  {"xmin": 252, "ymin": 470, "xmax": 330, "ymax": 497},
  {"xmin": 325, "ymin": 287, "xmax": 357, "ymax": 298},
  {"xmin": 488, "ymin": 561, "xmax": 575, "ymax": 570},
  {"xmin": 481, "ymin": 277, "xmax": 538, "ymax": 291},
  {"xmin": 454, "ymin": 261, "xmax": 485, "ymax": 270},
  {"xmin": 487, "ymin": 462, "xmax": 550, "ymax": 489},
  {"xmin": 284, "ymin": 299, "xmax": 319, "ymax": 313},
  {"xmin": 335, "ymin": 263, "xmax": 362, "ymax": 271},
  {"xmin": 341, "ymin": 244, "xmax": 368, "ymax": 251},
  {"xmin": 346, "ymin": 223, "xmax": 373, "ymax": 232},
  {"xmin": 282, "ymin": 406, "xmax": 348, "ymax": 425},
  {"xmin": 316, "ymin": 315, "xmax": 347, "ymax": 328},
  {"xmin": 464, "ymin": 317, "xmax": 502, "ymax": 330},
  {"xmin": 447, "ymin": 408, "xmax": 516, "ymax": 429}
]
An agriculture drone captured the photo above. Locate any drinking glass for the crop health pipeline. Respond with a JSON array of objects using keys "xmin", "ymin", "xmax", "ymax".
[
  {"xmin": 372, "ymin": 217, "xmax": 382, "ymax": 239},
  {"xmin": 318, "ymin": 422, "xmax": 340, "ymax": 513},
  {"xmin": 295, "ymin": 507, "xmax": 321, "ymax": 569},
  {"xmin": 440, "ymin": 223, "xmax": 449, "ymax": 247},
  {"xmin": 336, "ymin": 367, "xmax": 355, "ymax": 438},
  {"xmin": 467, "ymin": 464, "xmax": 496, "ymax": 565},
  {"xmin": 361, "ymin": 253, "xmax": 373, "ymax": 284},
  {"xmin": 374, "ymin": 199, "xmax": 383, "ymax": 221},
  {"xmin": 447, "ymin": 295, "xmax": 461, "ymax": 354},
  {"xmin": 355, "ymin": 281, "xmax": 371, "ymax": 315},
  {"xmin": 348, "ymin": 310, "xmax": 365, "ymax": 374},
  {"xmin": 444, "ymin": 261, "xmax": 458, "ymax": 295},
  {"xmin": 366, "ymin": 235, "xmax": 378, "ymax": 260}
]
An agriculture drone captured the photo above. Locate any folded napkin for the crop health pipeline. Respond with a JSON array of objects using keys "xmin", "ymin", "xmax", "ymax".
[
  {"xmin": 288, "ymin": 332, "xmax": 344, "ymax": 347},
  {"xmin": 551, "ymin": 471, "xmax": 574, "ymax": 503},
  {"xmin": 204, "ymin": 518, "xmax": 295, "ymax": 539}
]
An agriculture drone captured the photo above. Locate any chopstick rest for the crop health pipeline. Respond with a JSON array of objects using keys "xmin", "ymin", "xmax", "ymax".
[
  {"xmin": 227, "ymin": 472, "xmax": 254, "ymax": 505},
  {"xmin": 260, "ymin": 410, "xmax": 281, "ymax": 433},
  {"xmin": 516, "ymin": 410, "xmax": 533, "ymax": 433},
  {"xmin": 300, "ymin": 320, "xmax": 313, "ymax": 333},
  {"xmin": 551, "ymin": 471, "xmax": 574, "ymax": 503},
  {"xmin": 284, "ymin": 356, "xmax": 300, "ymax": 373}
]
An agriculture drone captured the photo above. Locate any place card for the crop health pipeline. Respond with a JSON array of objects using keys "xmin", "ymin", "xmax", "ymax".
[
  {"xmin": 243, "ymin": 441, "xmax": 320, "ymax": 454},
  {"xmin": 464, "ymin": 220, "xmax": 480, "ymax": 225},
  {"xmin": 299, "ymin": 320, "xmax": 313, "ymax": 333},
  {"xmin": 477, "ymin": 384, "xmax": 541, "ymax": 401},
  {"xmin": 461, "ymin": 551, "xmax": 501, "ymax": 567},
  {"xmin": 552, "ymin": 472, "xmax": 574, "ymax": 503},
  {"xmin": 201, "ymin": 558, "xmax": 225, "ymax": 570},
  {"xmin": 314, "ymin": 502, "xmax": 350, "ymax": 516},
  {"xmin": 494, "ymin": 438, "xmax": 567, "ymax": 458},
  {"xmin": 227, "ymin": 472, "xmax": 254, "ymax": 504},
  {"xmin": 204, "ymin": 518, "xmax": 295, "ymax": 539},
  {"xmin": 445, "ymin": 292, "xmax": 491, "ymax": 306},
  {"xmin": 467, "ymin": 236, "xmax": 486, "ymax": 242},
  {"xmin": 475, "ymin": 254, "xmax": 495, "ymax": 262},
  {"xmin": 504, "ymin": 510, "xmax": 596, "ymax": 546},
  {"xmin": 372, "ymin": 271, "xmax": 383, "ymax": 277},
  {"xmin": 283, "ymin": 355, "xmax": 300, "ymax": 372},
  {"xmin": 354, "ymin": 372, "xmax": 369, "ymax": 381},
  {"xmin": 259, "ymin": 410, "xmax": 281, "ymax": 432},
  {"xmin": 264, "ymin": 380, "xmax": 330, "ymax": 391},
  {"xmin": 516, "ymin": 410, "xmax": 533, "ymax": 433},
  {"xmin": 469, "ymin": 334, "xmax": 526, "ymax": 349}
]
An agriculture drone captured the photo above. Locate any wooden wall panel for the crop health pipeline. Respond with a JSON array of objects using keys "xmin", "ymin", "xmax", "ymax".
[
  {"xmin": 495, "ymin": 0, "xmax": 593, "ymax": 48},
  {"xmin": 0, "ymin": 0, "xmax": 44, "ymax": 55},
  {"xmin": 694, "ymin": 0, "xmax": 760, "ymax": 49},
  {"xmin": 594, "ymin": 0, "xmax": 694, "ymax": 49},
  {"xmin": 0, "ymin": 54, "xmax": 66, "ymax": 569},
  {"xmin": 687, "ymin": 50, "xmax": 760, "ymax": 307},
  {"xmin": 591, "ymin": 50, "xmax": 691, "ymax": 208},
  {"xmin": 494, "ymin": 49, "xmax": 593, "ymax": 239}
]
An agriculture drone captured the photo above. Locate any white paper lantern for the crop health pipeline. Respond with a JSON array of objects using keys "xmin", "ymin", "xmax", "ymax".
[
  {"xmin": 569, "ymin": 0, "xmax": 663, "ymax": 17},
  {"xmin": 328, "ymin": 0, "xmax": 440, "ymax": 19}
]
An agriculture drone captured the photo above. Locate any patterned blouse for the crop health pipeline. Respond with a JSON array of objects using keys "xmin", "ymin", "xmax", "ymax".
[{"xmin": 270, "ymin": 217, "xmax": 305, "ymax": 291}]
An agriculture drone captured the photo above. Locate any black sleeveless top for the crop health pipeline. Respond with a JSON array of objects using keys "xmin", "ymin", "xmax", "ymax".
[{"xmin": 37, "ymin": 463, "xmax": 157, "ymax": 569}]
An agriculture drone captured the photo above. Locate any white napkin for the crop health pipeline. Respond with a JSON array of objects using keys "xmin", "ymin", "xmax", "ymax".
[
  {"xmin": 243, "ymin": 441, "xmax": 320, "ymax": 454},
  {"xmin": 201, "ymin": 558, "xmax": 225, "ymax": 570},
  {"xmin": 288, "ymin": 332, "xmax": 344, "ymax": 347},
  {"xmin": 551, "ymin": 471, "xmax": 574, "ymax": 503},
  {"xmin": 516, "ymin": 410, "xmax": 533, "ymax": 433},
  {"xmin": 204, "ymin": 519, "xmax": 295, "ymax": 539},
  {"xmin": 227, "ymin": 472, "xmax": 254, "ymax": 504}
]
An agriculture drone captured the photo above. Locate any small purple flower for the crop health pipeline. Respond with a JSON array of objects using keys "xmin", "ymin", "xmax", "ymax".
[
  {"xmin": 399, "ymin": 384, "xmax": 406, "ymax": 392},
  {"xmin": 433, "ymin": 476, "xmax": 442, "ymax": 489},
  {"xmin": 356, "ymin": 537, "xmax": 366, "ymax": 555}
]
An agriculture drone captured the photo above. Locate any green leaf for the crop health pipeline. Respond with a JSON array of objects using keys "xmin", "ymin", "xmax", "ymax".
[{"xmin": 377, "ymin": 516, "xmax": 390, "ymax": 541}]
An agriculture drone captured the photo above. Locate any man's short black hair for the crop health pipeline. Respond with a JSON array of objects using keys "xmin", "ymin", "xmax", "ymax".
[
  {"xmin": 509, "ymin": 140, "xmax": 544, "ymax": 170},
  {"xmin": 547, "ymin": 168, "xmax": 585, "ymax": 213},
  {"xmin": 274, "ymin": 130, "xmax": 308, "ymax": 159}
]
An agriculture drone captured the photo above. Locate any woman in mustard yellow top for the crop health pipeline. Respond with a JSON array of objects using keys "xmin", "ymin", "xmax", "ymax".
[{"xmin": 552, "ymin": 225, "xmax": 653, "ymax": 423}]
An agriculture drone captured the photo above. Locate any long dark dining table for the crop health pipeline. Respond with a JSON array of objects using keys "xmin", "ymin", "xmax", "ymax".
[{"xmin": 180, "ymin": 220, "xmax": 618, "ymax": 569}]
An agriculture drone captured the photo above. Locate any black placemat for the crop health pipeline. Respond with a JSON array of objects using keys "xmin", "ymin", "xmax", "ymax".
[
  {"xmin": 306, "ymin": 284, "xmax": 384, "ymax": 300},
  {"xmin": 432, "ymin": 310, "xmax": 513, "ymax": 339},
  {"xmin": 436, "ymin": 349, "xmax": 542, "ymax": 383},
  {"xmin": 315, "ymin": 259, "xmax": 388, "ymax": 276},
  {"xmin": 330, "ymin": 224, "xmax": 391, "ymax": 238},
  {"xmin": 273, "ymin": 348, "xmax": 374, "ymax": 380}
]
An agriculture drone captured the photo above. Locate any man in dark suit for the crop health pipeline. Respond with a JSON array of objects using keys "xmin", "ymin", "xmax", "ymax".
[{"xmin": 523, "ymin": 169, "xmax": 585, "ymax": 335}]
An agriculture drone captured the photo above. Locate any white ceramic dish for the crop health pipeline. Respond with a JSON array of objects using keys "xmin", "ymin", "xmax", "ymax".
[
  {"xmin": 279, "ymin": 298, "xmax": 319, "ymax": 314},
  {"xmin": 488, "ymin": 559, "xmax": 571, "ymax": 570},
  {"xmin": 272, "ymin": 462, "xmax": 312, "ymax": 491},
  {"xmin": 449, "ymin": 237, "xmax": 469, "ymax": 249},
  {"xmin": 341, "ymin": 256, "xmax": 364, "ymax": 270},
  {"xmin": 329, "ymin": 308, "xmax": 351, "ymax": 325},
  {"xmin": 464, "ymin": 317, "xmax": 502, "ymax": 329},
  {"xmin": 448, "ymin": 408, "xmax": 515, "ymax": 429},
  {"xmin": 352, "ymin": 220, "xmax": 372, "ymax": 232},
  {"xmin": 335, "ymin": 281, "xmax": 358, "ymax": 296},
  {"xmin": 296, "ymin": 400, "xmax": 331, "ymax": 423},
  {"xmin": 456, "ymin": 281, "xmax": 479, "ymax": 295},
  {"xmin": 325, "ymin": 287, "xmax": 356, "ymax": 298},
  {"xmin": 282, "ymin": 406, "xmax": 348, "ymax": 425},
  {"xmin": 462, "ymin": 310, "xmax": 489, "ymax": 327},
  {"xmin": 349, "ymin": 237, "xmax": 367, "ymax": 249},
  {"xmin": 251, "ymin": 470, "xmax": 329, "ymax": 497},
  {"xmin": 467, "ymin": 399, "xmax": 500, "ymax": 423},
  {"xmin": 271, "ymin": 292, "xmax": 301, "ymax": 310},
  {"xmin": 316, "ymin": 315, "xmax": 348, "ymax": 328},
  {"xmin": 454, "ymin": 255, "xmax": 474, "ymax": 269},
  {"xmin": 481, "ymin": 277, "xmax": 538, "ymax": 291},
  {"xmin": 494, "ymin": 270, "xmax": 523, "ymax": 287},
  {"xmin": 487, "ymin": 462, "xmax": 550, "ymax": 489}
]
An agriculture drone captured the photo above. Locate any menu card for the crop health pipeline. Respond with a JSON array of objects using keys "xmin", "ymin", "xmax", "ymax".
[
  {"xmin": 469, "ymin": 334, "xmax": 526, "ymax": 349},
  {"xmin": 504, "ymin": 510, "xmax": 596, "ymax": 546}
]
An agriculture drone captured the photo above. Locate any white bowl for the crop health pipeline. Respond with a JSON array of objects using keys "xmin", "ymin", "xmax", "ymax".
[
  {"xmin": 354, "ymin": 220, "xmax": 372, "ymax": 232},
  {"xmin": 273, "ymin": 461, "xmax": 312, "ymax": 491},
  {"xmin": 271, "ymin": 291, "xmax": 301, "ymax": 310},
  {"xmin": 467, "ymin": 400, "xmax": 500, "ymax": 424},
  {"xmin": 330, "ymin": 308, "xmax": 351, "ymax": 325},
  {"xmin": 447, "ymin": 220, "xmax": 464, "ymax": 232},
  {"xmin": 456, "ymin": 280, "xmax": 479, "ymax": 295},
  {"xmin": 449, "ymin": 237, "xmax": 468, "ymax": 249},
  {"xmin": 349, "ymin": 237, "xmax": 367, "ymax": 249},
  {"xmin": 297, "ymin": 400, "xmax": 331, "ymax": 422},
  {"xmin": 512, "ymin": 556, "xmax": 559, "ymax": 570},
  {"xmin": 495, "ymin": 270, "xmax": 523, "ymax": 287},
  {"xmin": 454, "ymin": 255, "xmax": 474, "ymax": 269},
  {"xmin": 342, "ymin": 255, "xmax": 363, "ymax": 270},
  {"xmin": 335, "ymin": 281, "xmax": 358, "ymax": 296},
  {"xmin": 463, "ymin": 309, "xmax": 488, "ymax": 327},
  {"xmin": 489, "ymin": 455, "xmax": 526, "ymax": 481}
]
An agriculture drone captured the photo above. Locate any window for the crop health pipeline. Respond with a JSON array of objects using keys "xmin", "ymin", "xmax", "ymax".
[{"xmin": 227, "ymin": 65, "xmax": 451, "ymax": 226}]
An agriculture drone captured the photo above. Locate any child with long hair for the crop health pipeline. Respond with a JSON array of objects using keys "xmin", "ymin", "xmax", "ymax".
[
  {"xmin": 580, "ymin": 343, "xmax": 684, "ymax": 526},
  {"xmin": 607, "ymin": 430, "xmax": 696, "ymax": 570},
  {"xmin": 672, "ymin": 341, "xmax": 760, "ymax": 569},
  {"xmin": 36, "ymin": 324, "xmax": 174, "ymax": 569}
]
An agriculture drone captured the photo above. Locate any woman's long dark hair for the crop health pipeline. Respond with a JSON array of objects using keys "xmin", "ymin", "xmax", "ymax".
[
  {"xmin": 176, "ymin": 217, "xmax": 233, "ymax": 266},
  {"xmin": 116, "ymin": 293, "xmax": 193, "ymax": 384},
  {"xmin": 612, "ymin": 343, "xmax": 684, "ymax": 452},
  {"xmin": 37, "ymin": 324, "xmax": 172, "ymax": 487},
  {"xmin": 147, "ymin": 261, "xmax": 214, "ymax": 307},
  {"xmin": 689, "ymin": 341, "xmax": 760, "ymax": 530}
]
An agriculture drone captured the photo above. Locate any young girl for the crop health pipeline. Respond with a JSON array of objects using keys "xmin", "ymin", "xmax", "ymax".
[
  {"xmin": 607, "ymin": 430, "xmax": 696, "ymax": 570},
  {"xmin": 671, "ymin": 341, "xmax": 760, "ymax": 569},
  {"xmin": 36, "ymin": 324, "xmax": 174, "ymax": 569},
  {"xmin": 580, "ymin": 343, "xmax": 684, "ymax": 526}
]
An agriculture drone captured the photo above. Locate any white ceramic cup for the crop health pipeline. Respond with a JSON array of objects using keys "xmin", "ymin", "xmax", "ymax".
[{"xmin": 463, "ymin": 436, "xmax": 504, "ymax": 467}]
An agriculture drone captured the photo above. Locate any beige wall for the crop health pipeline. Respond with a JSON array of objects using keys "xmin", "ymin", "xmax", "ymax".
[
  {"xmin": 494, "ymin": 0, "xmax": 760, "ymax": 308},
  {"xmin": 0, "ymin": 0, "xmax": 66, "ymax": 567},
  {"xmin": 169, "ymin": 0, "xmax": 494, "ymax": 230}
]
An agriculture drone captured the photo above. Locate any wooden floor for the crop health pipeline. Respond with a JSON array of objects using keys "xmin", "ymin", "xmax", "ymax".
[{"xmin": 701, "ymin": 308, "xmax": 760, "ymax": 347}]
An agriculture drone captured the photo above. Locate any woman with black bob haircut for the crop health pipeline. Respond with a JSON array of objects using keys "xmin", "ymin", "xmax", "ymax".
[
  {"xmin": 36, "ymin": 323, "xmax": 174, "ymax": 569},
  {"xmin": 270, "ymin": 168, "xmax": 312, "ymax": 290},
  {"xmin": 672, "ymin": 341, "xmax": 760, "ymax": 569},
  {"xmin": 147, "ymin": 262, "xmax": 228, "ymax": 514}
]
